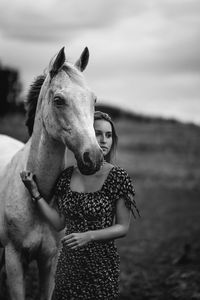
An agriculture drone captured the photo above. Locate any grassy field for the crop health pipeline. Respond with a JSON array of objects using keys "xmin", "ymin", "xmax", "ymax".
[
  {"xmin": 0, "ymin": 112, "xmax": 200, "ymax": 299},
  {"xmin": 115, "ymin": 118, "xmax": 200, "ymax": 300}
]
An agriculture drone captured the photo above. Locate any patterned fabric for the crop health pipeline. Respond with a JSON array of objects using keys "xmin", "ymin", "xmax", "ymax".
[{"xmin": 53, "ymin": 166, "xmax": 138, "ymax": 300}]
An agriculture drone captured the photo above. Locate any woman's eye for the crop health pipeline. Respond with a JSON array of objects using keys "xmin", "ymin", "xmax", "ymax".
[{"xmin": 54, "ymin": 96, "xmax": 65, "ymax": 106}]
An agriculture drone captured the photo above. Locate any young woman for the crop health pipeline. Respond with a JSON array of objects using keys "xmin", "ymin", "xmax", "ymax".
[{"xmin": 20, "ymin": 111, "xmax": 139, "ymax": 300}]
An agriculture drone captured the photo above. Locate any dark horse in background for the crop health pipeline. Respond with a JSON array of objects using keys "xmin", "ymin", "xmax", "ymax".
[{"xmin": 0, "ymin": 46, "xmax": 103, "ymax": 299}]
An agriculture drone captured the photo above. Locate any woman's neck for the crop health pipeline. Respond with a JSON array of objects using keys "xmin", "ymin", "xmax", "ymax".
[{"xmin": 70, "ymin": 162, "xmax": 114, "ymax": 193}]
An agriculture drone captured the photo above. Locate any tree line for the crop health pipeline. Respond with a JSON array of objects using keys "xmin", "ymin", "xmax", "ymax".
[{"xmin": 0, "ymin": 61, "xmax": 24, "ymax": 115}]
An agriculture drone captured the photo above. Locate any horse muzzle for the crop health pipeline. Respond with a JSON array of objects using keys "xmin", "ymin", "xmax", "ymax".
[{"xmin": 76, "ymin": 149, "xmax": 103, "ymax": 175}]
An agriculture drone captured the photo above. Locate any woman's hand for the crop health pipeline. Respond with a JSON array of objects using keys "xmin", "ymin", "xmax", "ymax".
[
  {"xmin": 61, "ymin": 232, "xmax": 93, "ymax": 250},
  {"xmin": 20, "ymin": 171, "xmax": 39, "ymax": 198}
]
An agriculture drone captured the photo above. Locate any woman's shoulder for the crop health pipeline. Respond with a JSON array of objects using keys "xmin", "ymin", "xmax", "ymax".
[
  {"xmin": 111, "ymin": 165, "xmax": 131, "ymax": 180},
  {"xmin": 56, "ymin": 166, "xmax": 73, "ymax": 184},
  {"xmin": 60, "ymin": 165, "xmax": 73, "ymax": 176},
  {"xmin": 103, "ymin": 165, "xmax": 133, "ymax": 190},
  {"xmin": 54, "ymin": 166, "xmax": 73, "ymax": 193}
]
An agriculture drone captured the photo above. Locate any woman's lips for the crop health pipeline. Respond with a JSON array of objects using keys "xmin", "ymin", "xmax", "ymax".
[{"xmin": 100, "ymin": 146, "xmax": 108, "ymax": 150}]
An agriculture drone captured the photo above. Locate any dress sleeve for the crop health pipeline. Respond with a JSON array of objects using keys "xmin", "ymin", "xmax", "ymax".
[{"xmin": 117, "ymin": 168, "xmax": 140, "ymax": 218}]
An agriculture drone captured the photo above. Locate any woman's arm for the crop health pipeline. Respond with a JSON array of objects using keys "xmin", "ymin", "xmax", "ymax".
[
  {"xmin": 20, "ymin": 171, "xmax": 65, "ymax": 231},
  {"xmin": 62, "ymin": 196, "xmax": 131, "ymax": 249},
  {"xmin": 35, "ymin": 195, "xmax": 65, "ymax": 231}
]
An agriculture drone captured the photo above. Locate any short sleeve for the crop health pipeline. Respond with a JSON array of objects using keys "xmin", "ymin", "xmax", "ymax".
[{"xmin": 117, "ymin": 168, "xmax": 140, "ymax": 218}]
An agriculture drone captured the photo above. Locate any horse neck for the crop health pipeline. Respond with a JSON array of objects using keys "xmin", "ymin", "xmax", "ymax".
[{"xmin": 27, "ymin": 125, "xmax": 66, "ymax": 201}]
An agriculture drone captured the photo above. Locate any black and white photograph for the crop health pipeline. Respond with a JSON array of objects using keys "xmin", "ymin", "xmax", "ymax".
[{"xmin": 0, "ymin": 0, "xmax": 200, "ymax": 299}]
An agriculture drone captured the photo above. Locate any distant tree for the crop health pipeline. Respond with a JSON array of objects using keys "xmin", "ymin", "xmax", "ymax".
[{"xmin": 0, "ymin": 61, "xmax": 23, "ymax": 115}]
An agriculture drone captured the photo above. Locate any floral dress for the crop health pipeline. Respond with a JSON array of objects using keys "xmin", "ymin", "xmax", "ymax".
[{"xmin": 52, "ymin": 166, "xmax": 138, "ymax": 300}]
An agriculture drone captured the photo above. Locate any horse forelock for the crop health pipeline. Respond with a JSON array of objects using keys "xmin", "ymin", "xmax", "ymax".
[
  {"xmin": 25, "ymin": 74, "xmax": 46, "ymax": 136},
  {"xmin": 62, "ymin": 63, "xmax": 84, "ymax": 85}
]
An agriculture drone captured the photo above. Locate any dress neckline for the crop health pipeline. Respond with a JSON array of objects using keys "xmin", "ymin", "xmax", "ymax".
[{"xmin": 68, "ymin": 165, "xmax": 116, "ymax": 195}]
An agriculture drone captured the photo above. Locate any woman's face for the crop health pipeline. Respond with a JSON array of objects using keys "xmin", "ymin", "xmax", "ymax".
[{"xmin": 94, "ymin": 119, "xmax": 113, "ymax": 157}]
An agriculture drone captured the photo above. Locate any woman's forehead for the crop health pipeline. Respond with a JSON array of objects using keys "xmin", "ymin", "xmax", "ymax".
[{"xmin": 94, "ymin": 119, "xmax": 112, "ymax": 131}]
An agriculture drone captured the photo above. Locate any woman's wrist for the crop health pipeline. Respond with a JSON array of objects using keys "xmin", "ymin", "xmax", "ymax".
[
  {"xmin": 31, "ymin": 193, "xmax": 42, "ymax": 203},
  {"xmin": 88, "ymin": 231, "xmax": 95, "ymax": 242},
  {"xmin": 30, "ymin": 187, "xmax": 40, "ymax": 198}
]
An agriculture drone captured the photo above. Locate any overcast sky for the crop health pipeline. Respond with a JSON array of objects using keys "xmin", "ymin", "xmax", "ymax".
[{"xmin": 0, "ymin": 0, "xmax": 199, "ymax": 124}]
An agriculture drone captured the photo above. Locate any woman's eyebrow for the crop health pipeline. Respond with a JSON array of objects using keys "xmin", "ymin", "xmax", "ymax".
[
  {"xmin": 95, "ymin": 130, "xmax": 112, "ymax": 133},
  {"xmin": 105, "ymin": 131, "xmax": 112, "ymax": 134}
]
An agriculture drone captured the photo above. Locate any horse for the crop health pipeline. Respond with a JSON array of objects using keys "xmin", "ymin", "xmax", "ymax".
[
  {"xmin": 0, "ymin": 46, "xmax": 103, "ymax": 300},
  {"xmin": 0, "ymin": 134, "xmax": 24, "ymax": 172}
]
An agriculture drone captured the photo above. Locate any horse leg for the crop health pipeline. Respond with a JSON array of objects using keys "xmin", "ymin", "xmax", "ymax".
[
  {"xmin": 5, "ymin": 244, "xmax": 25, "ymax": 300},
  {"xmin": 0, "ymin": 247, "xmax": 8, "ymax": 300},
  {"xmin": 37, "ymin": 253, "xmax": 57, "ymax": 300},
  {"xmin": 0, "ymin": 247, "xmax": 5, "ymax": 270}
]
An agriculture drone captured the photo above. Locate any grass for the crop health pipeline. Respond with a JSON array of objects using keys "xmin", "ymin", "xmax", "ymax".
[
  {"xmin": 1, "ymin": 112, "xmax": 200, "ymax": 299},
  {"xmin": 114, "ymin": 118, "xmax": 200, "ymax": 299}
]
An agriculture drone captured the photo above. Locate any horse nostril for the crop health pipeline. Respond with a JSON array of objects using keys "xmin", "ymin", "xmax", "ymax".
[{"xmin": 83, "ymin": 151, "xmax": 93, "ymax": 168}]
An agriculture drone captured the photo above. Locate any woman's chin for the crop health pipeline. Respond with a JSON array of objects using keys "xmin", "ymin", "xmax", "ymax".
[{"xmin": 102, "ymin": 150, "xmax": 108, "ymax": 156}]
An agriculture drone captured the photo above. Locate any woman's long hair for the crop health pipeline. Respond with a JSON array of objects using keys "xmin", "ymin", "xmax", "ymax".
[{"xmin": 94, "ymin": 111, "xmax": 118, "ymax": 163}]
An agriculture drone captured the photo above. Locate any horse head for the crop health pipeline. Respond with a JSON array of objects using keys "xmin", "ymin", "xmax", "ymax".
[{"xmin": 34, "ymin": 46, "xmax": 103, "ymax": 175}]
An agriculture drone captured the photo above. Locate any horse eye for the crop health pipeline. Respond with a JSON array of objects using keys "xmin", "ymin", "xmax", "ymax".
[
  {"xmin": 94, "ymin": 97, "xmax": 97, "ymax": 104},
  {"xmin": 54, "ymin": 96, "xmax": 65, "ymax": 106}
]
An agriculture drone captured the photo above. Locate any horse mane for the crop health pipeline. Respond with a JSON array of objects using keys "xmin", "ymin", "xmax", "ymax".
[{"xmin": 25, "ymin": 74, "xmax": 46, "ymax": 136}]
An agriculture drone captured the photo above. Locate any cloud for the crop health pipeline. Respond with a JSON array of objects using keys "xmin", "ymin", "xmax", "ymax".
[
  {"xmin": 84, "ymin": 7, "xmax": 200, "ymax": 80},
  {"xmin": 0, "ymin": 0, "xmax": 199, "ymax": 123},
  {"xmin": 1, "ymin": 0, "xmax": 199, "ymax": 76},
  {"xmin": 0, "ymin": 0, "xmax": 145, "ymax": 42}
]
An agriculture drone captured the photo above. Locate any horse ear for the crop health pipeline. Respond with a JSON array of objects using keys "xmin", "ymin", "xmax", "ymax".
[
  {"xmin": 75, "ymin": 47, "xmax": 89, "ymax": 72},
  {"xmin": 50, "ymin": 47, "xmax": 66, "ymax": 79}
]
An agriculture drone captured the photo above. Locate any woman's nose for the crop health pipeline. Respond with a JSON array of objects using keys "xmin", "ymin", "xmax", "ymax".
[{"xmin": 100, "ymin": 134, "xmax": 106, "ymax": 143}]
